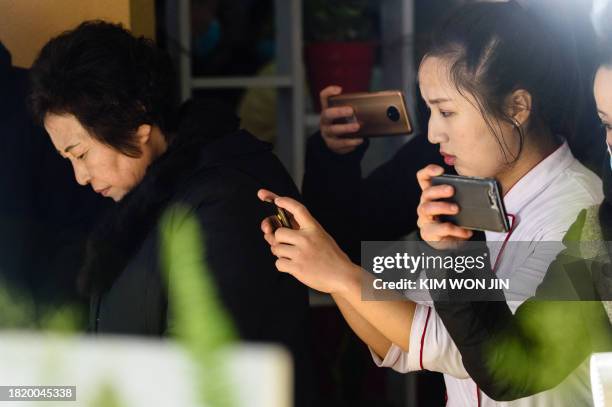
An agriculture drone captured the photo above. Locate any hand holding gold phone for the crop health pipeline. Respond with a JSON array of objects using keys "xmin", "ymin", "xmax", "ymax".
[{"xmin": 327, "ymin": 90, "xmax": 413, "ymax": 138}]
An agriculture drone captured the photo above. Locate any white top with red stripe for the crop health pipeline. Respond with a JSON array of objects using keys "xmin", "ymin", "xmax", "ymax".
[{"xmin": 370, "ymin": 142, "xmax": 603, "ymax": 406}]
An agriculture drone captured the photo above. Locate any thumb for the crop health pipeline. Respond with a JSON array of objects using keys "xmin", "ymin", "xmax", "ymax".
[
  {"xmin": 273, "ymin": 196, "xmax": 318, "ymax": 229},
  {"xmin": 257, "ymin": 188, "xmax": 280, "ymax": 203}
]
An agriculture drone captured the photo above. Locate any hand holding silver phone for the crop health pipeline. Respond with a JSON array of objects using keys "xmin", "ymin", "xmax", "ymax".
[{"xmin": 431, "ymin": 174, "xmax": 509, "ymax": 233}]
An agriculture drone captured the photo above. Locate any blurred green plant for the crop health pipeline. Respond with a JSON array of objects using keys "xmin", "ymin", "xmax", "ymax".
[
  {"xmin": 160, "ymin": 204, "xmax": 238, "ymax": 407},
  {"xmin": 484, "ymin": 209, "xmax": 612, "ymax": 394},
  {"xmin": 0, "ymin": 282, "xmax": 37, "ymax": 329},
  {"xmin": 0, "ymin": 202, "xmax": 239, "ymax": 407},
  {"xmin": 304, "ymin": 0, "xmax": 374, "ymax": 42},
  {"xmin": 485, "ymin": 301, "xmax": 586, "ymax": 392},
  {"xmin": 88, "ymin": 380, "xmax": 126, "ymax": 407},
  {"xmin": 0, "ymin": 281, "xmax": 82, "ymax": 333}
]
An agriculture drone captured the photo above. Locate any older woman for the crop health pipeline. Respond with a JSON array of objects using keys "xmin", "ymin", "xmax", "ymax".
[{"xmin": 29, "ymin": 21, "xmax": 313, "ymax": 406}]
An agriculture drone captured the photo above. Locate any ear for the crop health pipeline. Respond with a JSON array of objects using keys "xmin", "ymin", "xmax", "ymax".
[
  {"xmin": 135, "ymin": 124, "xmax": 153, "ymax": 146},
  {"xmin": 507, "ymin": 89, "xmax": 532, "ymax": 127}
]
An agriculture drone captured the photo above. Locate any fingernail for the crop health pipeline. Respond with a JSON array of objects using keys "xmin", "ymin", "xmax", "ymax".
[{"xmin": 451, "ymin": 204, "xmax": 459, "ymax": 211}]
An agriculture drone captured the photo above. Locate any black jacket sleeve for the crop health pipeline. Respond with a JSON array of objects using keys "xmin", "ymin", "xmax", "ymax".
[
  {"xmin": 430, "ymin": 238, "xmax": 612, "ymax": 401},
  {"xmin": 302, "ymin": 131, "xmax": 445, "ymax": 263}
]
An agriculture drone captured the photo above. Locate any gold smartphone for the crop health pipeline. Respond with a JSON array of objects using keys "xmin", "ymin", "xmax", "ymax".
[
  {"xmin": 266, "ymin": 201, "xmax": 292, "ymax": 231},
  {"xmin": 328, "ymin": 90, "xmax": 413, "ymax": 138},
  {"xmin": 275, "ymin": 206, "xmax": 292, "ymax": 229}
]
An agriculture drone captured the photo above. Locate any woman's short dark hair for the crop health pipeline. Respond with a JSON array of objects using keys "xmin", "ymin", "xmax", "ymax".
[
  {"xmin": 424, "ymin": 1, "xmax": 580, "ymax": 163},
  {"xmin": 30, "ymin": 20, "xmax": 178, "ymax": 157}
]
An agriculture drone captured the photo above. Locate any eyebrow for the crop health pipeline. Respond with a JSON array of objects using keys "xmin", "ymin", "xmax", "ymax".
[
  {"xmin": 428, "ymin": 98, "xmax": 453, "ymax": 105},
  {"xmin": 598, "ymin": 110, "xmax": 608, "ymax": 118},
  {"xmin": 56, "ymin": 143, "xmax": 80, "ymax": 156}
]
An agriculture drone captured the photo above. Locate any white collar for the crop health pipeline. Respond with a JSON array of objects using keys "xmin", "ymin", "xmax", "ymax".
[
  {"xmin": 502, "ymin": 141, "xmax": 573, "ymax": 214},
  {"xmin": 484, "ymin": 142, "xmax": 573, "ymax": 241}
]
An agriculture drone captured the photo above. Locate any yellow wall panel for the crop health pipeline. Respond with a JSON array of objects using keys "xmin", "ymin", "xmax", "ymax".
[
  {"xmin": 0, "ymin": 0, "xmax": 155, "ymax": 68},
  {"xmin": 130, "ymin": 0, "xmax": 156, "ymax": 41}
]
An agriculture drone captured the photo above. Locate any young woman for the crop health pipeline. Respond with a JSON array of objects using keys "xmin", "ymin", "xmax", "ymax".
[
  {"xmin": 258, "ymin": 2, "xmax": 602, "ymax": 406},
  {"xmin": 420, "ymin": 26, "xmax": 612, "ymax": 403}
]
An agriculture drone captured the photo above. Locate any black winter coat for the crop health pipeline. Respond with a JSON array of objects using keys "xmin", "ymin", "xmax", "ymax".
[{"xmin": 83, "ymin": 104, "xmax": 313, "ymax": 406}]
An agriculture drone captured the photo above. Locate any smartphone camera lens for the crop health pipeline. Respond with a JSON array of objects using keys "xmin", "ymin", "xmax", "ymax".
[{"xmin": 386, "ymin": 106, "xmax": 400, "ymax": 122}]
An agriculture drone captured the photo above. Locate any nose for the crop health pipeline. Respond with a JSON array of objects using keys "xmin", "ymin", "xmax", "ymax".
[
  {"xmin": 71, "ymin": 161, "xmax": 91, "ymax": 186},
  {"xmin": 427, "ymin": 117, "xmax": 447, "ymax": 145}
]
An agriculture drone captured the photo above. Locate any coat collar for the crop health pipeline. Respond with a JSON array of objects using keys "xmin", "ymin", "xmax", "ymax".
[{"xmin": 502, "ymin": 142, "xmax": 573, "ymax": 214}]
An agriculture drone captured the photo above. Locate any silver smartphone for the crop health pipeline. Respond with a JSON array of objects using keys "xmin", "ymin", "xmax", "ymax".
[{"xmin": 431, "ymin": 174, "xmax": 509, "ymax": 233}]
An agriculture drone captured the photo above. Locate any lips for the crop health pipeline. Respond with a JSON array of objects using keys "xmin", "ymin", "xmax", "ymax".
[
  {"xmin": 440, "ymin": 151, "xmax": 456, "ymax": 166},
  {"xmin": 95, "ymin": 187, "xmax": 111, "ymax": 197}
]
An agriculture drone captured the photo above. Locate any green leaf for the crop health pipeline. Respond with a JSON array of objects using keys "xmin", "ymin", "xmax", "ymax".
[{"xmin": 159, "ymin": 204, "xmax": 238, "ymax": 407}]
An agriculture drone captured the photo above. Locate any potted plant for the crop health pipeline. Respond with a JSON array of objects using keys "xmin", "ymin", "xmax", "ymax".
[{"xmin": 304, "ymin": 0, "xmax": 376, "ymax": 111}]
